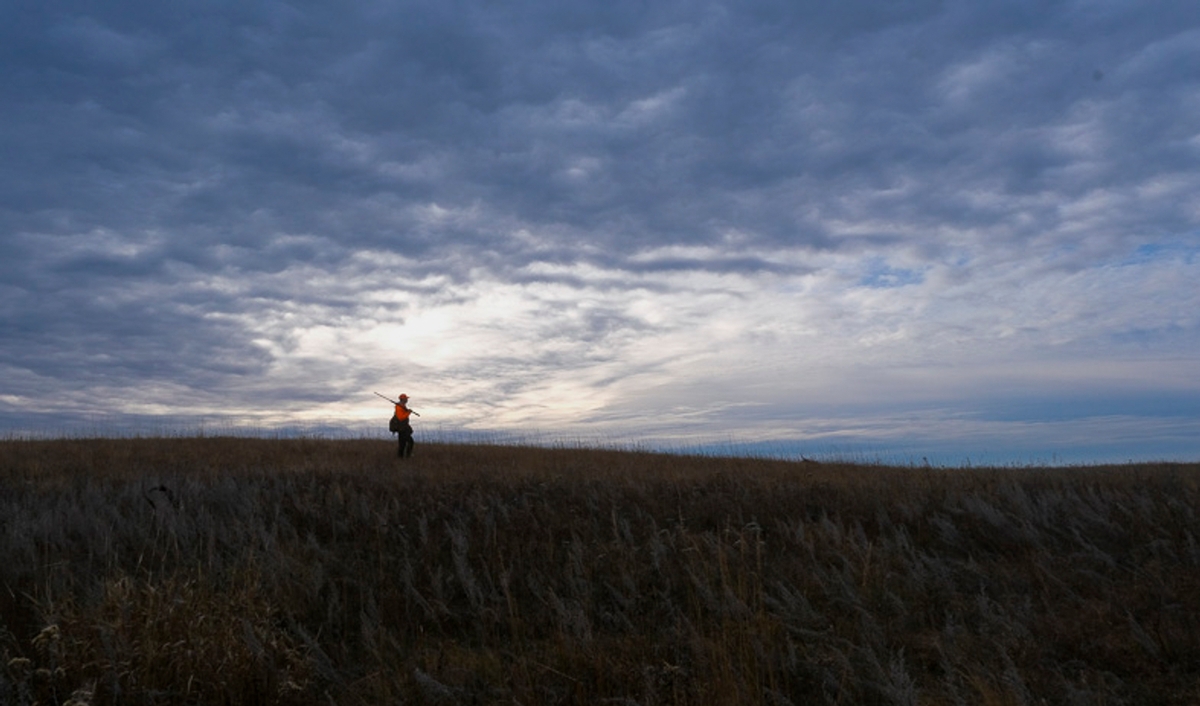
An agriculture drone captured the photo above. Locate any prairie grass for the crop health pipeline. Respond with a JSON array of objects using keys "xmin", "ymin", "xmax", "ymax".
[{"xmin": 1, "ymin": 437, "xmax": 1198, "ymax": 704}]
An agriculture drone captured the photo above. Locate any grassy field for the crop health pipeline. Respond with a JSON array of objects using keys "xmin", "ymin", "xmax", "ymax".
[{"xmin": 0, "ymin": 437, "xmax": 1197, "ymax": 705}]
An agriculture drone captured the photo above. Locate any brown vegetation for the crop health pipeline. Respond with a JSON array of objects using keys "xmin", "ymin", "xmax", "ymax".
[{"xmin": 1, "ymin": 437, "xmax": 1198, "ymax": 704}]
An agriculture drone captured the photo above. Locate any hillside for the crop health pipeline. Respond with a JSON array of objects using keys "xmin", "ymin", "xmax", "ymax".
[{"xmin": 1, "ymin": 437, "xmax": 1197, "ymax": 704}]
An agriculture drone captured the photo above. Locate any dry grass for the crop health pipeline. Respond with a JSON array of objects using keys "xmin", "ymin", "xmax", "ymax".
[{"xmin": 1, "ymin": 437, "xmax": 1198, "ymax": 704}]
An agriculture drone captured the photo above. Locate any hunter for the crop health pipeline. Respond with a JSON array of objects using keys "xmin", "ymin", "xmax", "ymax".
[{"xmin": 389, "ymin": 393, "xmax": 418, "ymax": 458}]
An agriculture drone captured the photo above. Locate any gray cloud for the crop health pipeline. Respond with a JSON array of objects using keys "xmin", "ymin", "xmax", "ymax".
[{"xmin": 2, "ymin": 0, "xmax": 1198, "ymax": 460}]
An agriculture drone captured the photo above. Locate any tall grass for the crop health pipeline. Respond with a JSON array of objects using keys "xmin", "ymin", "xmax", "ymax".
[{"xmin": 1, "ymin": 437, "xmax": 1198, "ymax": 704}]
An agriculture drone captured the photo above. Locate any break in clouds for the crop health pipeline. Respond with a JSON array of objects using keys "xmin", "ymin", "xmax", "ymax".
[{"xmin": 2, "ymin": 0, "xmax": 1199, "ymax": 462}]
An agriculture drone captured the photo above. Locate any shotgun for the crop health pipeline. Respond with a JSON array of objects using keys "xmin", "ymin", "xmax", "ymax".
[{"xmin": 374, "ymin": 391, "xmax": 420, "ymax": 416}]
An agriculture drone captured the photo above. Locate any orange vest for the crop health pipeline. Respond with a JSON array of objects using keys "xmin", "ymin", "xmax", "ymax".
[{"xmin": 394, "ymin": 404, "xmax": 412, "ymax": 422}]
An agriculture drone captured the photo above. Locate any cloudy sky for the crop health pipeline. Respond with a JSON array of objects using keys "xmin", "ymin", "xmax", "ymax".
[{"xmin": 3, "ymin": 0, "xmax": 1199, "ymax": 463}]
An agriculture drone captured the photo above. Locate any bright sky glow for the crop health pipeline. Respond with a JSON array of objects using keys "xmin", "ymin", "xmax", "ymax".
[{"xmin": 2, "ymin": 0, "xmax": 1199, "ymax": 463}]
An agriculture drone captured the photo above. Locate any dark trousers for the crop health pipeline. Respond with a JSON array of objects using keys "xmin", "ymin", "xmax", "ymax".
[{"xmin": 397, "ymin": 431, "xmax": 414, "ymax": 457}]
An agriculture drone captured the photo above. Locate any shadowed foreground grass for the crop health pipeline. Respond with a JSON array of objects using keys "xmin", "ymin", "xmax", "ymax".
[{"xmin": 1, "ymin": 437, "xmax": 1198, "ymax": 704}]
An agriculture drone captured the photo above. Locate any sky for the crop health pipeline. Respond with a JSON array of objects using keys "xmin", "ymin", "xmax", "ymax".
[{"xmin": 2, "ymin": 0, "xmax": 1199, "ymax": 464}]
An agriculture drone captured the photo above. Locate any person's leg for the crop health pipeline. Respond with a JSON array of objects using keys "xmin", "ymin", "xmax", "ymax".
[{"xmin": 403, "ymin": 434, "xmax": 414, "ymax": 457}]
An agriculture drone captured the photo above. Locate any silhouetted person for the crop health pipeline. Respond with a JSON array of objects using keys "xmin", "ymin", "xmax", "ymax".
[{"xmin": 389, "ymin": 393, "xmax": 418, "ymax": 458}]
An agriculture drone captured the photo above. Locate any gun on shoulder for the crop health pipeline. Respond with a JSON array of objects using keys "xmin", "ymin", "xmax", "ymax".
[{"xmin": 375, "ymin": 391, "xmax": 421, "ymax": 416}]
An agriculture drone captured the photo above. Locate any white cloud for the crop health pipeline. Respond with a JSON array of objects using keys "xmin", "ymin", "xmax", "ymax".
[{"xmin": 2, "ymin": 0, "xmax": 1198, "ymax": 460}]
